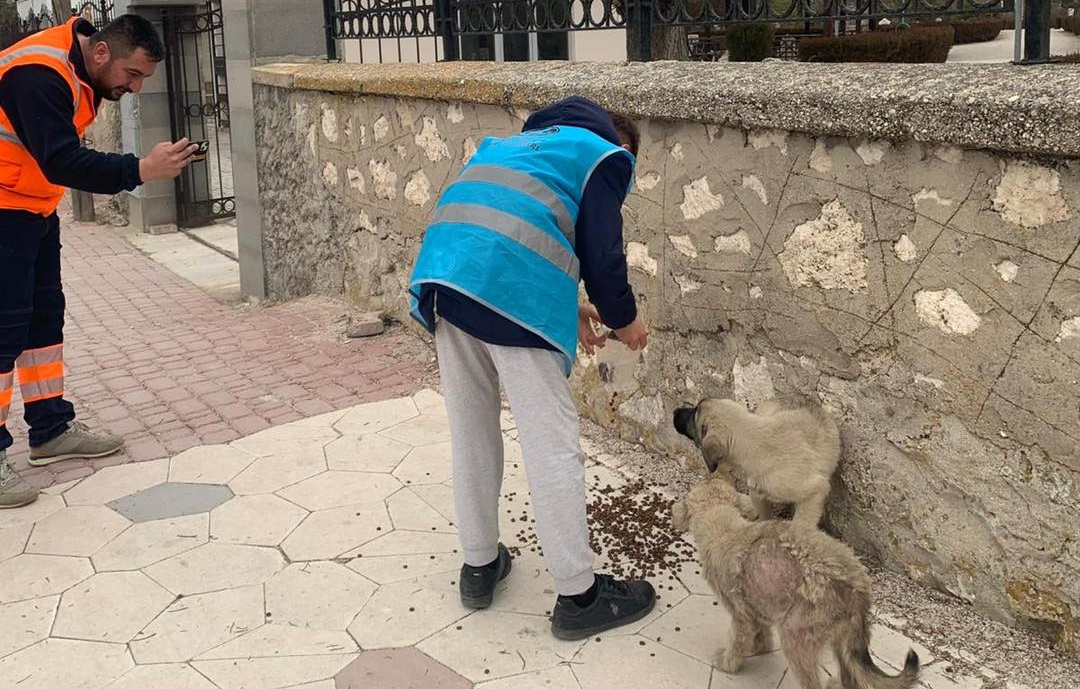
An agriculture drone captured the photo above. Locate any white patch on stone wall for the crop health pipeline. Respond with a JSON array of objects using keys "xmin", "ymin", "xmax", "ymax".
[
  {"xmin": 404, "ymin": 170, "xmax": 431, "ymax": 207},
  {"xmin": 463, "ymin": 137, "xmax": 478, "ymax": 165},
  {"xmin": 373, "ymin": 115, "xmax": 389, "ymax": 142},
  {"xmin": 320, "ymin": 103, "xmax": 338, "ymax": 143},
  {"xmin": 705, "ymin": 125, "xmax": 721, "ymax": 142},
  {"xmin": 670, "ymin": 143, "xmax": 684, "ymax": 160},
  {"xmin": 358, "ymin": 210, "xmax": 375, "ymax": 232},
  {"xmin": 856, "ymin": 140, "xmax": 890, "ymax": 166},
  {"xmin": 749, "ymin": 285, "xmax": 763, "ymax": 300},
  {"xmin": 669, "ymin": 235, "xmax": 698, "ymax": 259},
  {"xmin": 742, "ymin": 175, "xmax": 768, "ymax": 206},
  {"xmin": 1055, "ymin": 316, "xmax": 1080, "ymax": 343},
  {"xmin": 914, "ymin": 373, "xmax": 945, "ymax": 389},
  {"xmin": 369, "ymin": 159, "xmax": 397, "ymax": 201},
  {"xmin": 778, "ymin": 199, "xmax": 868, "ymax": 292},
  {"xmin": 637, "ymin": 171, "xmax": 661, "ymax": 191},
  {"xmin": 714, "ymin": 230, "xmax": 752, "ymax": 255},
  {"xmin": 396, "ymin": 101, "xmax": 415, "ymax": 130},
  {"xmin": 447, "ymin": 102, "xmax": 465, "ymax": 124},
  {"xmin": 674, "ymin": 274, "xmax": 702, "ymax": 294},
  {"xmin": 357, "ymin": 124, "xmax": 367, "ymax": 147},
  {"xmin": 914, "ymin": 288, "xmax": 981, "ymax": 335},
  {"xmin": 913, "ymin": 188, "xmax": 954, "ymax": 208},
  {"xmin": 893, "ymin": 234, "xmax": 918, "ymax": 263},
  {"xmin": 322, "ymin": 162, "xmax": 338, "ymax": 187},
  {"xmin": 994, "ymin": 260, "xmax": 1019, "ymax": 283},
  {"xmin": 626, "ymin": 242, "xmax": 658, "ymax": 276},
  {"xmin": 618, "ymin": 394, "xmax": 663, "ymax": 428},
  {"xmin": 992, "ymin": 161, "xmax": 1070, "ymax": 228},
  {"xmin": 394, "ymin": 144, "xmax": 408, "ymax": 160},
  {"xmin": 733, "ymin": 357, "xmax": 775, "ymax": 409},
  {"xmin": 347, "ymin": 167, "xmax": 366, "ymax": 195},
  {"xmin": 680, "ymin": 177, "xmax": 724, "ymax": 220},
  {"xmin": 748, "ymin": 129, "xmax": 788, "ymax": 155},
  {"xmin": 343, "ymin": 117, "xmax": 351, "ymax": 143},
  {"xmin": 415, "ymin": 116, "xmax": 450, "ymax": 163},
  {"xmin": 932, "ymin": 145, "xmax": 964, "ymax": 164},
  {"xmin": 307, "ymin": 125, "xmax": 317, "ymax": 159},
  {"xmin": 809, "ymin": 139, "xmax": 832, "ymax": 173},
  {"xmin": 292, "ymin": 102, "xmax": 308, "ymax": 130}
]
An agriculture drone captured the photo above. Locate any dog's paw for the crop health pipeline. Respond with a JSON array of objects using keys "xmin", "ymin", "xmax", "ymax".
[
  {"xmin": 714, "ymin": 648, "xmax": 743, "ymax": 673},
  {"xmin": 671, "ymin": 499, "xmax": 690, "ymax": 532}
]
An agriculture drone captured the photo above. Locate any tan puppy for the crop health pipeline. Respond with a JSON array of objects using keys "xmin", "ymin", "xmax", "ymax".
[
  {"xmin": 673, "ymin": 396, "xmax": 841, "ymax": 526},
  {"xmin": 672, "ymin": 476, "xmax": 920, "ymax": 689}
]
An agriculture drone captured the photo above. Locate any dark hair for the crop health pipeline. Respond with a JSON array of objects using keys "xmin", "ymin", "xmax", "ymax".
[
  {"xmin": 93, "ymin": 14, "xmax": 166, "ymax": 62},
  {"xmin": 608, "ymin": 112, "xmax": 641, "ymax": 158}
]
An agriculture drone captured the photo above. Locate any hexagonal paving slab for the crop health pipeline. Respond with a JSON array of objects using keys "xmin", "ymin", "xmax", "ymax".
[
  {"xmin": 53, "ymin": 571, "xmax": 175, "ymax": 643},
  {"xmin": 333, "ymin": 648, "xmax": 471, "ymax": 689},
  {"xmin": 144, "ymin": 543, "xmax": 285, "ymax": 595},
  {"xmin": 209, "ymin": 494, "xmax": 308, "ymax": 547},
  {"xmin": 91, "ymin": 513, "xmax": 208, "ymax": 572},
  {"xmin": 107, "ymin": 482, "xmax": 234, "ymax": 523},
  {"xmin": 0, "ymin": 596, "xmax": 57, "ymax": 658},
  {"xmin": 265, "ymin": 562, "xmax": 377, "ymax": 631},
  {"xmin": 25, "ymin": 505, "xmax": 130, "ymax": 557}
]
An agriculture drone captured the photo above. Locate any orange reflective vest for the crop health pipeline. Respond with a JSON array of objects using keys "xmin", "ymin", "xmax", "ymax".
[{"xmin": 0, "ymin": 17, "xmax": 97, "ymax": 216}]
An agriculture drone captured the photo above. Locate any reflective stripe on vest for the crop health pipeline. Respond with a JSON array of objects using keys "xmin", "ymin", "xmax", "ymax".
[
  {"xmin": 0, "ymin": 123, "xmax": 21, "ymax": 147},
  {"xmin": 429, "ymin": 202, "xmax": 580, "ymax": 280},
  {"xmin": 456, "ymin": 164, "xmax": 576, "ymax": 245}
]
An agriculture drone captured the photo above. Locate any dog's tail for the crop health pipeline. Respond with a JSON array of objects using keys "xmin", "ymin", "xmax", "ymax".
[{"xmin": 837, "ymin": 605, "xmax": 920, "ymax": 689}]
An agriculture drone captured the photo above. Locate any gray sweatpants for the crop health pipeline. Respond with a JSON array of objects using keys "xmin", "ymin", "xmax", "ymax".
[{"xmin": 435, "ymin": 319, "xmax": 595, "ymax": 596}]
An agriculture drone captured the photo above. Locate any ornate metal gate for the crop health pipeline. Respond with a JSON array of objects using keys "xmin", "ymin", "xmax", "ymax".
[{"xmin": 162, "ymin": 1, "xmax": 234, "ymax": 227}]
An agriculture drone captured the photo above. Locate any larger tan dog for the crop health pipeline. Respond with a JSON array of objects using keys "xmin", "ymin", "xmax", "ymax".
[
  {"xmin": 672, "ymin": 476, "xmax": 920, "ymax": 689},
  {"xmin": 673, "ymin": 397, "xmax": 840, "ymax": 526}
]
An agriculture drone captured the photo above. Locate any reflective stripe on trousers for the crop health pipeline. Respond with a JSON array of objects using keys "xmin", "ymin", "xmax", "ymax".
[
  {"xmin": 16, "ymin": 344, "xmax": 64, "ymax": 404},
  {"xmin": 0, "ymin": 370, "xmax": 12, "ymax": 427}
]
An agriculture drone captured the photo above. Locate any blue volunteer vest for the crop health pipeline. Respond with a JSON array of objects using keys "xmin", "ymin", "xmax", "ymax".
[{"xmin": 409, "ymin": 125, "xmax": 634, "ymax": 375}]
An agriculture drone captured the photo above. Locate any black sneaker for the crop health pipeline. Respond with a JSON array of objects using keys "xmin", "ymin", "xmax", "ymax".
[
  {"xmin": 550, "ymin": 574, "xmax": 656, "ymax": 640},
  {"xmin": 459, "ymin": 543, "xmax": 513, "ymax": 609}
]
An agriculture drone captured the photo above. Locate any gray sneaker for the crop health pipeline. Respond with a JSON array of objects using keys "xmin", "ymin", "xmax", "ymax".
[
  {"xmin": 0, "ymin": 450, "xmax": 39, "ymax": 508},
  {"xmin": 28, "ymin": 421, "xmax": 124, "ymax": 466}
]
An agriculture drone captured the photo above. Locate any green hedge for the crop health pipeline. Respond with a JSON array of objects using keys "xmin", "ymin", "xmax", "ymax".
[
  {"xmin": 798, "ymin": 26, "xmax": 955, "ymax": 63},
  {"xmin": 727, "ymin": 23, "xmax": 775, "ymax": 62}
]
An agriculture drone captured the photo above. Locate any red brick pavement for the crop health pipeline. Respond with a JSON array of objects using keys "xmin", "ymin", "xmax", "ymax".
[{"xmin": 5, "ymin": 211, "xmax": 432, "ymax": 489}]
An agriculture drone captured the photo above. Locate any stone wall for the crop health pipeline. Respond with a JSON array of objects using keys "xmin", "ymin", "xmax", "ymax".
[{"xmin": 251, "ymin": 61, "xmax": 1080, "ymax": 654}]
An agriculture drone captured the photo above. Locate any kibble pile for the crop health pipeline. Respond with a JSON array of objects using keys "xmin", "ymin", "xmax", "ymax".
[{"xmin": 505, "ymin": 474, "xmax": 699, "ymax": 581}]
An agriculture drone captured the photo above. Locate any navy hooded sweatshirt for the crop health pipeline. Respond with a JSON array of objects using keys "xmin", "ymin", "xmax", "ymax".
[{"xmin": 416, "ymin": 96, "xmax": 637, "ymax": 351}]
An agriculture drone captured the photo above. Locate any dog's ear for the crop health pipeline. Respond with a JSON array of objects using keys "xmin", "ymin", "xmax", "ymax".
[{"xmin": 700, "ymin": 421, "xmax": 731, "ymax": 474}]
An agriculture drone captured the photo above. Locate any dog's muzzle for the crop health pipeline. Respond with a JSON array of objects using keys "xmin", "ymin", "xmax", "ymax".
[{"xmin": 673, "ymin": 406, "xmax": 696, "ymax": 440}]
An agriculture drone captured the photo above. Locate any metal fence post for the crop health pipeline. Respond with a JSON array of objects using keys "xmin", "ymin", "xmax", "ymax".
[
  {"xmin": 321, "ymin": 0, "xmax": 338, "ymax": 62},
  {"xmin": 627, "ymin": 0, "xmax": 653, "ymax": 61},
  {"xmin": 1023, "ymin": 0, "xmax": 1051, "ymax": 62},
  {"xmin": 436, "ymin": 0, "xmax": 459, "ymax": 61}
]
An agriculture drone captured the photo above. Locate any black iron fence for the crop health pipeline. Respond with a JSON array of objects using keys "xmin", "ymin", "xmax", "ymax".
[
  {"xmin": 2, "ymin": 2, "xmax": 113, "ymax": 49},
  {"xmin": 322, "ymin": 0, "xmax": 1007, "ymax": 61}
]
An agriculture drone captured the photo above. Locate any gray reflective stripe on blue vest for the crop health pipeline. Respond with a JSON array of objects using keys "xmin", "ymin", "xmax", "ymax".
[
  {"xmin": 431, "ymin": 202, "xmax": 580, "ymax": 281},
  {"xmin": 0, "ymin": 44, "xmax": 82, "ymax": 112},
  {"xmin": 456, "ymin": 164, "xmax": 576, "ymax": 246}
]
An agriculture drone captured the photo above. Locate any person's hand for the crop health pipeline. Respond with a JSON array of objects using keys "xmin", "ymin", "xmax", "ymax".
[
  {"xmin": 578, "ymin": 303, "xmax": 607, "ymax": 355},
  {"xmin": 613, "ymin": 315, "xmax": 648, "ymax": 351},
  {"xmin": 138, "ymin": 138, "xmax": 199, "ymax": 183}
]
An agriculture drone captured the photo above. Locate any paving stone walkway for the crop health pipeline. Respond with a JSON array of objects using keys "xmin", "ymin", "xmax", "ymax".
[
  {"xmin": 4, "ymin": 208, "xmax": 427, "ymax": 490},
  {"xmin": 0, "ymin": 391, "xmax": 993, "ymax": 689}
]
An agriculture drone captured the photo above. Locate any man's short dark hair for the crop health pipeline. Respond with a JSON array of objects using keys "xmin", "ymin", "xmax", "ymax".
[
  {"xmin": 608, "ymin": 112, "xmax": 641, "ymax": 158},
  {"xmin": 93, "ymin": 14, "xmax": 166, "ymax": 62}
]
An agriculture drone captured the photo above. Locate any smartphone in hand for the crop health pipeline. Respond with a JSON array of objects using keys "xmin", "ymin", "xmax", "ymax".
[{"xmin": 191, "ymin": 140, "xmax": 210, "ymax": 162}]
